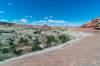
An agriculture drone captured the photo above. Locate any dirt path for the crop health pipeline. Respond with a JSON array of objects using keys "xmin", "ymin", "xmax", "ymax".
[{"xmin": 1, "ymin": 31, "xmax": 100, "ymax": 66}]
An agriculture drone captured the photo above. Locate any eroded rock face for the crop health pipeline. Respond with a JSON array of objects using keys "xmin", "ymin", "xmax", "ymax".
[{"xmin": 80, "ymin": 17, "xmax": 100, "ymax": 29}]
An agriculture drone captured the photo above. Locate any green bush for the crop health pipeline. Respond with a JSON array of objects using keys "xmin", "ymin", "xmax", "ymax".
[
  {"xmin": 18, "ymin": 37, "xmax": 29, "ymax": 45},
  {"xmin": 32, "ymin": 44, "xmax": 41, "ymax": 51},
  {"xmin": 0, "ymin": 53, "xmax": 14, "ymax": 61},
  {"xmin": 34, "ymin": 30, "xmax": 41, "ymax": 34},
  {"xmin": 8, "ymin": 38, "xmax": 14, "ymax": 42},
  {"xmin": 0, "ymin": 42, "xmax": 2, "ymax": 50},
  {"xmin": 1, "ymin": 48, "xmax": 10, "ymax": 54},
  {"xmin": 32, "ymin": 38, "xmax": 41, "ymax": 51},
  {"xmin": 46, "ymin": 36, "xmax": 56, "ymax": 47},
  {"xmin": 66, "ymin": 35, "xmax": 70, "ymax": 41},
  {"xmin": 58, "ymin": 34, "xmax": 70, "ymax": 43},
  {"xmin": 28, "ymin": 35, "xmax": 32, "ymax": 39}
]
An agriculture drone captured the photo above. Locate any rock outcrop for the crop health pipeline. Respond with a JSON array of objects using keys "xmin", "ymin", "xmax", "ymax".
[{"xmin": 80, "ymin": 17, "xmax": 100, "ymax": 29}]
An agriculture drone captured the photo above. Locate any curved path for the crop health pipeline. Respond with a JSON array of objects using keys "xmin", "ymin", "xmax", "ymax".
[{"xmin": 1, "ymin": 31, "xmax": 100, "ymax": 66}]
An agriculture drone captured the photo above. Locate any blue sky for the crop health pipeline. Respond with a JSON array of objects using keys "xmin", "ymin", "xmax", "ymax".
[{"xmin": 0, "ymin": 0, "xmax": 100, "ymax": 26}]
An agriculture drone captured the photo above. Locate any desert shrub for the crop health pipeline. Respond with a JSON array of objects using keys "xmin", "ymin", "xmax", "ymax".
[
  {"xmin": 0, "ymin": 52, "xmax": 14, "ymax": 61},
  {"xmin": 66, "ymin": 35, "xmax": 71, "ymax": 41},
  {"xmin": 9, "ymin": 42, "xmax": 14, "ymax": 45},
  {"xmin": 12, "ymin": 49, "xmax": 22, "ymax": 56},
  {"xmin": 9, "ymin": 42, "xmax": 16, "ymax": 51},
  {"xmin": 0, "ymin": 55, "xmax": 10, "ymax": 61},
  {"xmin": 32, "ymin": 38, "xmax": 41, "ymax": 51},
  {"xmin": 8, "ymin": 37, "xmax": 15, "ymax": 45},
  {"xmin": 32, "ymin": 44, "xmax": 41, "ymax": 51},
  {"xmin": 8, "ymin": 38, "xmax": 17, "ymax": 52},
  {"xmin": 0, "ymin": 57, "xmax": 4, "ymax": 61},
  {"xmin": 1, "ymin": 48, "xmax": 10, "ymax": 54},
  {"xmin": 18, "ymin": 37, "xmax": 25, "ymax": 44},
  {"xmin": 0, "ymin": 42, "xmax": 2, "ymax": 50},
  {"xmin": 23, "ymin": 39, "xmax": 29, "ymax": 45},
  {"xmin": 34, "ymin": 30, "xmax": 41, "ymax": 34},
  {"xmin": 8, "ymin": 38, "xmax": 14, "ymax": 42},
  {"xmin": 46, "ymin": 36, "xmax": 56, "ymax": 47},
  {"xmin": 28, "ymin": 35, "xmax": 32, "ymax": 39},
  {"xmin": 18, "ymin": 37, "xmax": 29, "ymax": 45},
  {"xmin": 58, "ymin": 34, "xmax": 70, "ymax": 43}
]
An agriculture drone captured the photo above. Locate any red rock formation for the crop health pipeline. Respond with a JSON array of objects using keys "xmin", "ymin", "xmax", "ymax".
[{"xmin": 80, "ymin": 17, "xmax": 100, "ymax": 29}]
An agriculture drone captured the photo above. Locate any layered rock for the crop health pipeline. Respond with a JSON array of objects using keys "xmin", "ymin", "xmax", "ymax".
[{"xmin": 80, "ymin": 17, "xmax": 100, "ymax": 29}]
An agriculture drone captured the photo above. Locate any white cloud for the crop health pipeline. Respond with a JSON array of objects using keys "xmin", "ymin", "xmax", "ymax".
[
  {"xmin": 47, "ymin": 19, "xmax": 67, "ymax": 26},
  {"xmin": 47, "ymin": 19, "xmax": 65, "ymax": 23},
  {"xmin": 19, "ymin": 18, "xmax": 28, "ymax": 23},
  {"xmin": 43, "ymin": 16, "xmax": 53, "ymax": 19},
  {"xmin": 32, "ymin": 19, "xmax": 68, "ymax": 26},
  {"xmin": 32, "ymin": 20, "xmax": 46, "ymax": 25},
  {"xmin": 0, "ymin": 11, "xmax": 5, "ymax": 14},
  {"xmin": 25, "ymin": 16, "xmax": 33, "ymax": 18}
]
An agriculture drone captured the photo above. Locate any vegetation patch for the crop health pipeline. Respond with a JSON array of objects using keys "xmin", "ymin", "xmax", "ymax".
[{"xmin": 0, "ymin": 27, "xmax": 73, "ymax": 61}]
